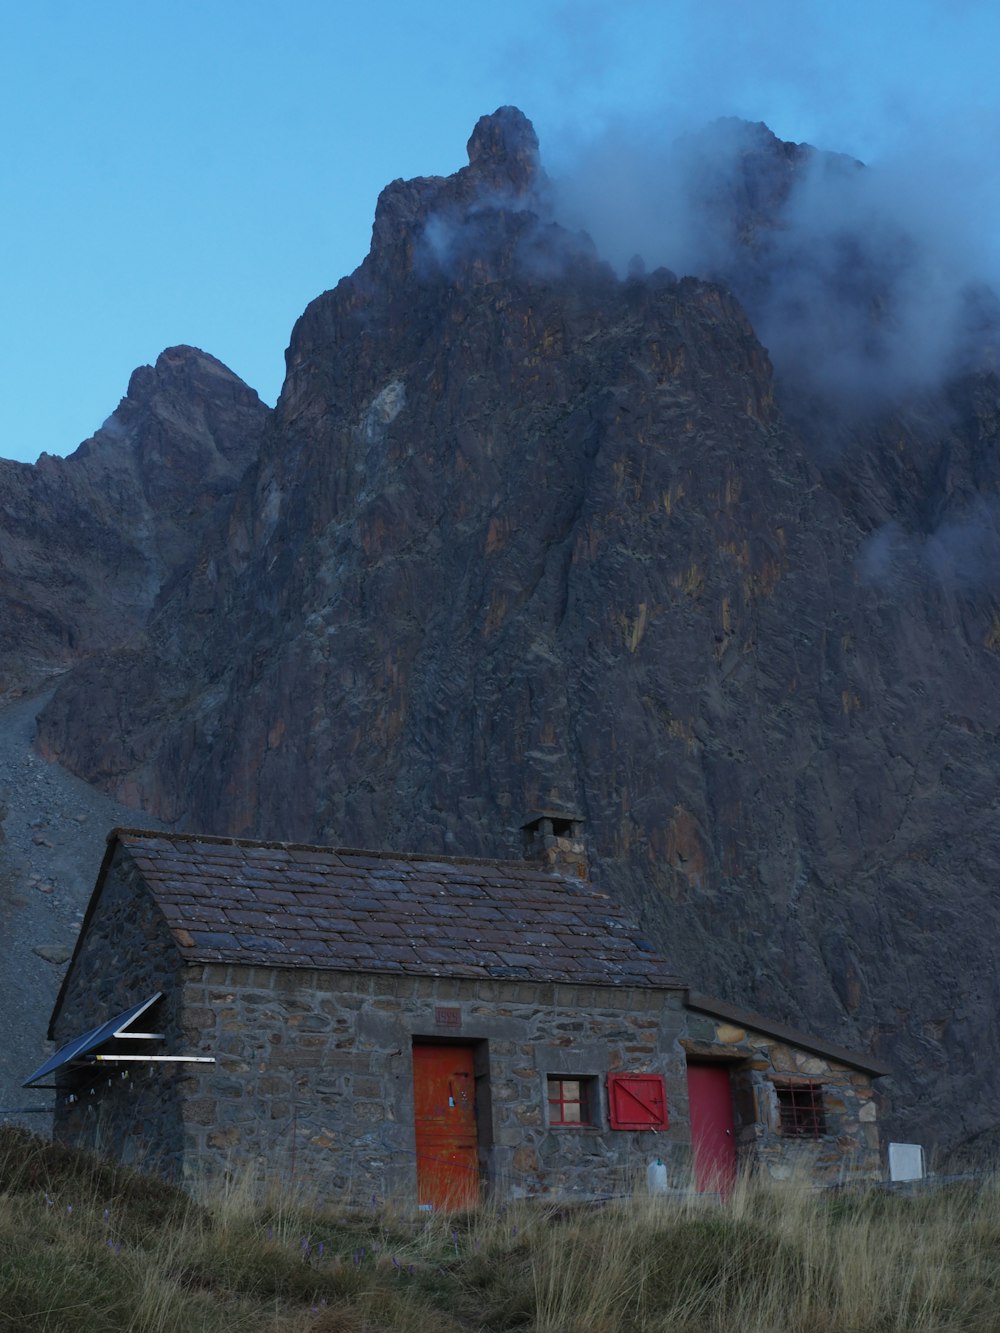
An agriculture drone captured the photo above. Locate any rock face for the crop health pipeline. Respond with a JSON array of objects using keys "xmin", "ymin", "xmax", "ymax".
[
  {"xmin": 20, "ymin": 108, "xmax": 1000, "ymax": 1158},
  {"xmin": 0, "ymin": 346, "xmax": 269, "ymax": 699}
]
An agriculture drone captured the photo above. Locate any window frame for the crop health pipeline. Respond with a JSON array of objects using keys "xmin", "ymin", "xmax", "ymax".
[
  {"xmin": 774, "ymin": 1081, "xmax": 827, "ymax": 1137},
  {"xmin": 546, "ymin": 1075, "xmax": 600, "ymax": 1128}
]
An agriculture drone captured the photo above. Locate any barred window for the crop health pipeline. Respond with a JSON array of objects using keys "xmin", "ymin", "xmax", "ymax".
[{"xmin": 775, "ymin": 1082, "xmax": 826, "ymax": 1137}]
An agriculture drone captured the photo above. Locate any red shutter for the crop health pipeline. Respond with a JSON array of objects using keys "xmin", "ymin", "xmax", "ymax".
[{"xmin": 607, "ymin": 1073, "xmax": 668, "ymax": 1130}]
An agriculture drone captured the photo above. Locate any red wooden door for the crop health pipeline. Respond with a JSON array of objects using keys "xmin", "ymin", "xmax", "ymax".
[
  {"xmin": 412, "ymin": 1043, "xmax": 479, "ymax": 1209},
  {"xmin": 687, "ymin": 1063, "xmax": 737, "ymax": 1195}
]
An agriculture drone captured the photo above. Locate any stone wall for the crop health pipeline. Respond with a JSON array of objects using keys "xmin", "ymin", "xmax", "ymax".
[
  {"xmin": 177, "ymin": 964, "xmax": 691, "ymax": 1202},
  {"xmin": 682, "ymin": 1010, "xmax": 880, "ymax": 1183},
  {"xmin": 51, "ymin": 851, "xmax": 188, "ymax": 1175}
]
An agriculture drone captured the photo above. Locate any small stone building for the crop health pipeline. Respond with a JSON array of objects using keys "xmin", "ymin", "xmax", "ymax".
[{"xmin": 37, "ymin": 826, "xmax": 887, "ymax": 1202}]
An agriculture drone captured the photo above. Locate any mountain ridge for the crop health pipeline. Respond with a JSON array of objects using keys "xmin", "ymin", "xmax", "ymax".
[
  {"xmin": 0, "ymin": 345, "xmax": 269, "ymax": 702},
  {"xmin": 5, "ymin": 108, "xmax": 1000, "ymax": 1159}
]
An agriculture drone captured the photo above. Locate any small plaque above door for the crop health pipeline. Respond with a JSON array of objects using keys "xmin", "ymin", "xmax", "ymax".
[{"xmin": 434, "ymin": 1006, "xmax": 462, "ymax": 1028}]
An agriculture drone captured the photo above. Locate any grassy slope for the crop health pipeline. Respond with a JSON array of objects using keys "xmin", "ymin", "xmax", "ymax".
[{"xmin": 2, "ymin": 1127, "xmax": 1000, "ymax": 1332}]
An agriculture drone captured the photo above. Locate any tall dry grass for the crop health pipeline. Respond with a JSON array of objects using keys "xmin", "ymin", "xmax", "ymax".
[{"xmin": 3, "ymin": 1127, "xmax": 1000, "ymax": 1331}]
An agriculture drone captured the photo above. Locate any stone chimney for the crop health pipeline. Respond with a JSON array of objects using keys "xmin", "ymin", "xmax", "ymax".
[{"xmin": 521, "ymin": 810, "xmax": 588, "ymax": 880}]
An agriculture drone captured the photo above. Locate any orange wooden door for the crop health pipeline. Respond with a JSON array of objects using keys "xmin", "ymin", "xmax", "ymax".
[
  {"xmin": 687, "ymin": 1063, "xmax": 737, "ymax": 1196},
  {"xmin": 412, "ymin": 1043, "xmax": 479, "ymax": 1209}
]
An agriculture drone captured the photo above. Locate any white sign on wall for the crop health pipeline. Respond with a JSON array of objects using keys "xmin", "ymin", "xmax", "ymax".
[{"xmin": 888, "ymin": 1142, "xmax": 925, "ymax": 1182}]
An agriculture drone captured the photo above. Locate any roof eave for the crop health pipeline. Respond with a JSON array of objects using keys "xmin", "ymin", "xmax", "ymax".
[
  {"xmin": 684, "ymin": 990, "xmax": 891, "ymax": 1077},
  {"xmin": 176, "ymin": 950, "xmax": 686, "ymax": 988}
]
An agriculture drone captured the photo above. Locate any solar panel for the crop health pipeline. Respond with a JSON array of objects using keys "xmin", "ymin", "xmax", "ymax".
[{"xmin": 22, "ymin": 992, "xmax": 163, "ymax": 1088}]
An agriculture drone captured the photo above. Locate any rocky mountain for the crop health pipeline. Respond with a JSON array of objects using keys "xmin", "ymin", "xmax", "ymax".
[
  {"xmin": 0, "ymin": 346, "xmax": 269, "ymax": 700},
  {"xmin": 6, "ymin": 108, "xmax": 1000, "ymax": 1158}
]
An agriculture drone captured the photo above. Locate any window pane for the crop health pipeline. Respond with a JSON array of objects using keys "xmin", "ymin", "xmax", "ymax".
[
  {"xmin": 546, "ymin": 1075, "xmax": 595, "ymax": 1126},
  {"xmin": 776, "ymin": 1083, "xmax": 825, "ymax": 1137}
]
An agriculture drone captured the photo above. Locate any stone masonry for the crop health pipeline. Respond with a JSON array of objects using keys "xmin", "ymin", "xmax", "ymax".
[{"xmin": 176, "ymin": 966, "xmax": 688, "ymax": 1200}]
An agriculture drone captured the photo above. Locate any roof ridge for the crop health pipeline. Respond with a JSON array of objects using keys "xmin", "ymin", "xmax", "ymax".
[{"xmin": 108, "ymin": 826, "xmax": 588, "ymax": 877}]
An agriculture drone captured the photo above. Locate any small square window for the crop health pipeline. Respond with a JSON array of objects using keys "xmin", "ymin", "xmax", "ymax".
[
  {"xmin": 775, "ymin": 1082, "xmax": 826, "ymax": 1137},
  {"xmin": 547, "ymin": 1076, "xmax": 596, "ymax": 1127}
]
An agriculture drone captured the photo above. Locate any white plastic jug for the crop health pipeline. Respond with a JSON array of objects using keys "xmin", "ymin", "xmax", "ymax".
[{"xmin": 647, "ymin": 1157, "xmax": 667, "ymax": 1194}]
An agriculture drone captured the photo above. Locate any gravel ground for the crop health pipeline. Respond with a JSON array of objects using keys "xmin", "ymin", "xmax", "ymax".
[{"xmin": 0, "ymin": 689, "xmax": 163, "ymax": 1133}]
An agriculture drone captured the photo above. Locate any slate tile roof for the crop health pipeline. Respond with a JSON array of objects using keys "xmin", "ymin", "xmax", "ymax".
[{"xmin": 108, "ymin": 829, "xmax": 682, "ymax": 988}]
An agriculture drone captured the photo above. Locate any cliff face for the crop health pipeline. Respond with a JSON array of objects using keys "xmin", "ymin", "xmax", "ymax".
[
  {"xmin": 0, "ymin": 346, "xmax": 269, "ymax": 699},
  {"xmin": 23, "ymin": 110, "xmax": 1000, "ymax": 1157}
]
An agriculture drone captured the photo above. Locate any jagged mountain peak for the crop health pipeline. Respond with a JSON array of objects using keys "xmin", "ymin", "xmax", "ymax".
[
  {"xmin": 364, "ymin": 107, "xmax": 555, "ymax": 288},
  {"xmin": 286, "ymin": 109, "xmax": 602, "ymax": 410},
  {"xmin": 0, "ymin": 345, "xmax": 269, "ymax": 701},
  {"xmin": 465, "ymin": 105, "xmax": 541, "ymax": 195},
  {"xmin": 123, "ymin": 345, "xmax": 260, "ymax": 408},
  {"xmin": 68, "ymin": 346, "xmax": 265, "ymax": 488}
]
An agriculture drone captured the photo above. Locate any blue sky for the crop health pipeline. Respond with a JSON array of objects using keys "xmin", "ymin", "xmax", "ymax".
[{"xmin": 2, "ymin": 0, "xmax": 998, "ymax": 463}]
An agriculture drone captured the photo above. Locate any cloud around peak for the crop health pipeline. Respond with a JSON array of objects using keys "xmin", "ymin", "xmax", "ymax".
[{"xmin": 547, "ymin": 112, "xmax": 1000, "ymax": 407}]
